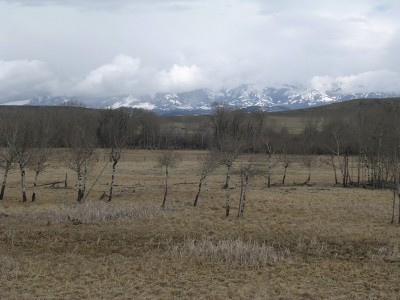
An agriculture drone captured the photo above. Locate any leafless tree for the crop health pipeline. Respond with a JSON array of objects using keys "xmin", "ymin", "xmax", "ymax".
[
  {"xmin": 300, "ymin": 119, "xmax": 318, "ymax": 185},
  {"xmin": 0, "ymin": 122, "xmax": 16, "ymax": 200},
  {"xmin": 193, "ymin": 152, "xmax": 219, "ymax": 206},
  {"xmin": 209, "ymin": 103, "xmax": 231, "ymax": 142},
  {"xmin": 280, "ymin": 148, "xmax": 290, "ymax": 185},
  {"xmin": 65, "ymin": 124, "xmax": 97, "ymax": 202},
  {"xmin": 30, "ymin": 125, "xmax": 53, "ymax": 202},
  {"xmin": 218, "ymin": 138, "xmax": 243, "ymax": 217},
  {"xmin": 237, "ymin": 156, "xmax": 261, "ymax": 218},
  {"xmin": 12, "ymin": 122, "xmax": 34, "ymax": 202},
  {"xmin": 275, "ymin": 127, "xmax": 291, "ymax": 185},
  {"xmin": 157, "ymin": 151, "xmax": 180, "ymax": 209},
  {"xmin": 390, "ymin": 157, "xmax": 400, "ymax": 224},
  {"xmin": 259, "ymin": 138, "xmax": 276, "ymax": 188},
  {"xmin": 101, "ymin": 109, "xmax": 129, "ymax": 202}
]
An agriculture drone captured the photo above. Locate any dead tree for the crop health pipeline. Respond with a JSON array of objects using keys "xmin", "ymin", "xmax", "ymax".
[
  {"xmin": 193, "ymin": 152, "xmax": 218, "ymax": 206},
  {"xmin": 157, "ymin": 151, "xmax": 180, "ymax": 209}
]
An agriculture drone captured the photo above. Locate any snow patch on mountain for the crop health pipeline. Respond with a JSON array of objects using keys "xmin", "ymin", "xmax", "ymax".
[{"xmin": 0, "ymin": 84, "xmax": 398, "ymax": 115}]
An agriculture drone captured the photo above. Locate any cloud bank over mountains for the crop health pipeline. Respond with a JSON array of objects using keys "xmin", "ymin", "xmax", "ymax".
[{"xmin": 1, "ymin": 0, "xmax": 400, "ymax": 99}]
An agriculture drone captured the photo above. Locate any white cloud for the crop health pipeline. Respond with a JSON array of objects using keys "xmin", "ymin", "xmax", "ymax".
[
  {"xmin": 72, "ymin": 55, "xmax": 209, "ymax": 96},
  {"xmin": 0, "ymin": 59, "xmax": 57, "ymax": 99},
  {"xmin": 73, "ymin": 54, "xmax": 141, "ymax": 96},
  {"xmin": 157, "ymin": 64, "xmax": 205, "ymax": 92},
  {"xmin": 311, "ymin": 70, "xmax": 400, "ymax": 93}
]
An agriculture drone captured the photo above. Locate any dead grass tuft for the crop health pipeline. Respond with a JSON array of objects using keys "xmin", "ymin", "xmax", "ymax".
[
  {"xmin": 369, "ymin": 244, "xmax": 400, "ymax": 262},
  {"xmin": 8, "ymin": 202, "xmax": 164, "ymax": 224},
  {"xmin": 0, "ymin": 255, "xmax": 21, "ymax": 280},
  {"xmin": 170, "ymin": 237, "xmax": 294, "ymax": 267}
]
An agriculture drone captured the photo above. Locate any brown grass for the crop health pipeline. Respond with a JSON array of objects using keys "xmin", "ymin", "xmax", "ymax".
[{"xmin": 1, "ymin": 149, "xmax": 400, "ymax": 299}]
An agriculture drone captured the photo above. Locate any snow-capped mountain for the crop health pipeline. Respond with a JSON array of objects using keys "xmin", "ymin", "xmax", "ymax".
[{"xmin": 1, "ymin": 84, "xmax": 398, "ymax": 115}]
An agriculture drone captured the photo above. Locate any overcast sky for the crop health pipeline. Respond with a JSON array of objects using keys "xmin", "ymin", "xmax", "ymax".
[{"xmin": 1, "ymin": 0, "xmax": 400, "ymax": 99}]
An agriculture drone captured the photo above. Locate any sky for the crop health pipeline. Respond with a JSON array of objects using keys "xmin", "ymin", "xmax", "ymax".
[{"xmin": 1, "ymin": 0, "xmax": 400, "ymax": 99}]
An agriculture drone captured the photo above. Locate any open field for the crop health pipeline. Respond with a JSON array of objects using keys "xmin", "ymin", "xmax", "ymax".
[{"xmin": 1, "ymin": 150, "xmax": 400, "ymax": 299}]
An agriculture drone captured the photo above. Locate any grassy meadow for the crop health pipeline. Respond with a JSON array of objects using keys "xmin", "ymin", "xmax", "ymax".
[{"xmin": 1, "ymin": 149, "xmax": 400, "ymax": 299}]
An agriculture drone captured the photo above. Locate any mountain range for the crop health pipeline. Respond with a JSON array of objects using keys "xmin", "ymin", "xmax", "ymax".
[{"xmin": 1, "ymin": 84, "xmax": 398, "ymax": 115}]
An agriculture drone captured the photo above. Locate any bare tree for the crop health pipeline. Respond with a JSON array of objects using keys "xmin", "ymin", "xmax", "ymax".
[
  {"xmin": 0, "ymin": 122, "xmax": 16, "ymax": 200},
  {"xmin": 391, "ymin": 157, "xmax": 400, "ymax": 224},
  {"xmin": 193, "ymin": 152, "xmax": 218, "ymax": 206},
  {"xmin": 300, "ymin": 119, "xmax": 318, "ymax": 185},
  {"xmin": 65, "ymin": 125, "xmax": 97, "ymax": 202},
  {"xmin": 12, "ymin": 122, "xmax": 34, "ymax": 202},
  {"xmin": 30, "ymin": 125, "xmax": 53, "ymax": 202},
  {"xmin": 237, "ymin": 157, "xmax": 261, "ymax": 218},
  {"xmin": 259, "ymin": 138, "xmax": 276, "ymax": 188},
  {"xmin": 278, "ymin": 127, "xmax": 291, "ymax": 185},
  {"xmin": 157, "ymin": 151, "xmax": 180, "ymax": 209},
  {"xmin": 280, "ymin": 148, "xmax": 290, "ymax": 185},
  {"xmin": 209, "ymin": 103, "xmax": 231, "ymax": 142},
  {"xmin": 103, "ymin": 109, "xmax": 129, "ymax": 202},
  {"xmin": 219, "ymin": 138, "xmax": 243, "ymax": 217}
]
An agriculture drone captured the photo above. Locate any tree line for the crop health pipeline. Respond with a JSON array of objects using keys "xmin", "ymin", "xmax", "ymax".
[{"xmin": 0, "ymin": 102, "xmax": 400, "ymax": 221}]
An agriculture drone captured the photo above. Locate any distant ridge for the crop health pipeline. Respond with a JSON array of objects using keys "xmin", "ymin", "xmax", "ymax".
[{"xmin": 1, "ymin": 84, "xmax": 398, "ymax": 115}]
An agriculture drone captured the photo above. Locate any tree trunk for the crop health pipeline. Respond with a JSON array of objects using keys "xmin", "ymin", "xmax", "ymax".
[
  {"xmin": 225, "ymin": 164, "xmax": 232, "ymax": 216},
  {"xmin": 303, "ymin": 166, "xmax": 311, "ymax": 185},
  {"xmin": 343, "ymin": 155, "xmax": 348, "ymax": 187},
  {"xmin": 77, "ymin": 171, "xmax": 83, "ymax": 202},
  {"xmin": 0, "ymin": 168, "xmax": 9, "ymax": 200},
  {"xmin": 65, "ymin": 173, "xmax": 68, "ymax": 188},
  {"xmin": 398, "ymin": 194, "xmax": 400, "ymax": 224},
  {"xmin": 31, "ymin": 170, "xmax": 39, "ymax": 202},
  {"xmin": 331, "ymin": 156, "xmax": 338, "ymax": 185},
  {"xmin": 241, "ymin": 176, "xmax": 248, "ymax": 217},
  {"xmin": 83, "ymin": 159, "xmax": 88, "ymax": 196},
  {"xmin": 224, "ymin": 163, "xmax": 231, "ymax": 189},
  {"xmin": 282, "ymin": 165, "xmax": 288, "ymax": 185},
  {"xmin": 237, "ymin": 175, "xmax": 244, "ymax": 217},
  {"xmin": 193, "ymin": 176, "xmax": 204, "ymax": 207},
  {"xmin": 161, "ymin": 166, "xmax": 168, "ymax": 209},
  {"xmin": 19, "ymin": 161, "xmax": 27, "ymax": 202},
  {"xmin": 108, "ymin": 160, "xmax": 117, "ymax": 202},
  {"xmin": 391, "ymin": 190, "xmax": 396, "ymax": 224}
]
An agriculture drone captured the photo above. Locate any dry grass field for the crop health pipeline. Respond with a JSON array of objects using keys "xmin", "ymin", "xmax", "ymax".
[{"xmin": 1, "ymin": 150, "xmax": 400, "ymax": 299}]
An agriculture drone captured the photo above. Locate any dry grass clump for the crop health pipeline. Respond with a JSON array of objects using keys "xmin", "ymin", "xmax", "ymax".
[
  {"xmin": 7, "ymin": 201, "xmax": 163, "ymax": 224},
  {"xmin": 369, "ymin": 244, "xmax": 400, "ymax": 263},
  {"xmin": 296, "ymin": 236, "xmax": 328, "ymax": 256},
  {"xmin": 0, "ymin": 255, "xmax": 21, "ymax": 281},
  {"xmin": 170, "ymin": 237, "xmax": 294, "ymax": 267}
]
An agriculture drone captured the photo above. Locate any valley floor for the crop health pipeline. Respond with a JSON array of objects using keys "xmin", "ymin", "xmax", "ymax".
[{"xmin": 1, "ymin": 150, "xmax": 399, "ymax": 299}]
